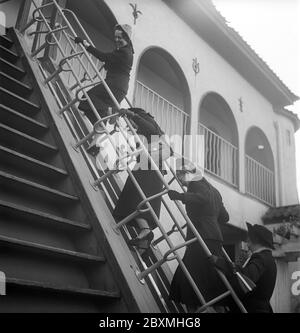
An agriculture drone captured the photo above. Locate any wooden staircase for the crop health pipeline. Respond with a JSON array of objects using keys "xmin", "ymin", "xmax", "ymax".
[{"xmin": 0, "ymin": 30, "xmax": 134, "ymax": 312}]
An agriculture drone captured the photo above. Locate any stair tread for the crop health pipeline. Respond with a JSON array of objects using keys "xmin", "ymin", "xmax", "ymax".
[
  {"xmin": 6, "ymin": 277, "xmax": 120, "ymax": 299},
  {"xmin": 0, "ymin": 34, "xmax": 13, "ymax": 44},
  {"xmin": 0, "ymin": 44, "xmax": 19, "ymax": 60},
  {"xmin": 0, "ymin": 103, "xmax": 48, "ymax": 131},
  {"xmin": 0, "ymin": 86, "xmax": 40, "ymax": 110},
  {"xmin": 0, "ymin": 170, "xmax": 78, "ymax": 201},
  {"xmin": 0, "ymin": 144, "xmax": 68, "ymax": 177},
  {"xmin": 0, "ymin": 56, "xmax": 25, "ymax": 74},
  {"xmin": 0, "ymin": 123, "xmax": 57, "ymax": 151},
  {"xmin": 0, "ymin": 71, "xmax": 33, "ymax": 93},
  {"xmin": 0, "ymin": 234, "xmax": 105, "ymax": 263},
  {"xmin": 0, "ymin": 199, "xmax": 90, "ymax": 231}
]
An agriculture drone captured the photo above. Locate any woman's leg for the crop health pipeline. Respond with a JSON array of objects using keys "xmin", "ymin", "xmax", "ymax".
[{"xmin": 128, "ymin": 217, "xmax": 154, "ymax": 250}]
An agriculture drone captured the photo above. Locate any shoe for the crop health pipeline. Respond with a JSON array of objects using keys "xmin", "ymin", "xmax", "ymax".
[
  {"xmin": 128, "ymin": 230, "xmax": 154, "ymax": 250},
  {"xmin": 87, "ymin": 143, "xmax": 100, "ymax": 156}
]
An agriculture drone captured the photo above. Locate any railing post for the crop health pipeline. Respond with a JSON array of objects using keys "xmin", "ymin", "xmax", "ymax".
[{"xmin": 15, "ymin": 0, "xmax": 32, "ymax": 32}]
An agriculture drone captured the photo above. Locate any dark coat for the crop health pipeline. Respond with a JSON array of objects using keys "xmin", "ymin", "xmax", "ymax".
[
  {"xmin": 113, "ymin": 109, "xmax": 165, "ymax": 230},
  {"xmin": 169, "ymin": 178, "xmax": 230, "ymax": 306},
  {"xmin": 241, "ymin": 249, "xmax": 277, "ymax": 313},
  {"xmin": 86, "ymin": 44, "xmax": 133, "ymax": 93},
  {"xmin": 183, "ymin": 178, "xmax": 229, "ymax": 242},
  {"xmin": 78, "ymin": 44, "xmax": 133, "ymax": 123}
]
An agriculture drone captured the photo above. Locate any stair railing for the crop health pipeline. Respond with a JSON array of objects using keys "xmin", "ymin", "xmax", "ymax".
[{"xmin": 19, "ymin": 0, "xmax": 247, "ymax": 313}]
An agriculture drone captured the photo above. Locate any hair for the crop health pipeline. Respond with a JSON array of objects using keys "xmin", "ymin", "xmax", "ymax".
[{"xmin": 115, "ymin": 27, "xmax": 134, "ymax": 54}]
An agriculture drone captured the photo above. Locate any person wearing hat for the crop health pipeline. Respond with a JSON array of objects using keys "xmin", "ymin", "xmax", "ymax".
[
  {"xmin": 74, "ymin": 24, "xmax": 134, "ymax": 154},
  {"xmin": 167, "ymin": 158, "xmax": 230, "ymax": 312},
  {"xmin": 237, "ymin": 223, "xmax": 277, "ymax": 313},
  {"xmin": 113, "ymin": 107, "xmax": 170, "ymax": 253}
]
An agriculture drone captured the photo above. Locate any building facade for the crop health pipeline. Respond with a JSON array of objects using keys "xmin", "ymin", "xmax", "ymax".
[{"xmin": 2, "ymin": 0, "xmax": 300, "ymax": 312}]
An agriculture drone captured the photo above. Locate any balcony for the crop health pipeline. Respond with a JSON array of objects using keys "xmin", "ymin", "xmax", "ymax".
[
  {"xmin": 134, "ymin": 80, "xmax": 189, "ymax": 139},
  {"xmin": 245, "ymin": 126, "xmax": 275, "ymax": 206},
  {"xmin": 198, "ymin": 123, "xmax": 238, "ymax": 187},
  {"xmin": 245, "ymin": 155, "xmax": 275, "ymax": 206}
]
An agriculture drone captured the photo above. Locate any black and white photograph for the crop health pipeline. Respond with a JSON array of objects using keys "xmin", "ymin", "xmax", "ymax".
[{"xmin": 0, "ymin": 0, "xmax": 299, "ymax": 318}]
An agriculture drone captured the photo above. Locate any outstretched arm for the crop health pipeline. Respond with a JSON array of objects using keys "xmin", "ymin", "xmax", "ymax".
[{"xmin": 168, "ymin": 186, "xmax": 210, "ymax": 205}]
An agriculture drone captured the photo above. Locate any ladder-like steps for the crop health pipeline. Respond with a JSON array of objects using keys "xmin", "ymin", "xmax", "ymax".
[
  {"xmin": 0, "ymin": 200, "xmax": 91, "ymax": 233},
  {"xmin": 0, "ymin": 56, "xmax": 25, "ymax": 80},
  {"xmin": 0, "ymin": 44, "xmax": 19, "ymax": 63},
  {"xmin": 0, "ymin": 170, "xmax": 78, "ymax": 204},
  {"xmin": 0, "ymin": 104, "xmax": 48, "ymax": 138},
  {"xmin": 0, "ymin": 124, "xmax": 57, "ymax": 162},
  {"xmin": 6, "ymin": 278, "xmax": 120, "ymax": 299},
  {"xmin": 0, "ymin": 87, "xmax": 40, "ymax": 114},
  {"xmin": 0, "ymin": 28, "xmax": 128, "ymax": 313},
  {"xmin": 0, "ymin": 170, "xmax": 82, "ymax": 218},
  {"xmin": 0, "ymin": 235, "xmax": 105, "ymax": 264},
  {"xmin": 0, "ymin": 34, "xmax": 14, "ymax": 49},
  {"xmin": 0, "ymin": 145, "xmax": 68, "ymax": 188},
  {"xmin": 0, "ymin": 71, "xmax": 33, "ymax": 97}
]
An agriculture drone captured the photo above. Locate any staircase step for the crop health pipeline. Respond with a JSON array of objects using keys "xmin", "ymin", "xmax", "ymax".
[
  {"xmin": 0, "ymin": 44, "xmax": 19, "ymax": 63},
  {"xmin": 0, "ymin": 56, "xmax": 25, "ymax": 80},
  {"xmin": 0, "ymin": 123, "xmax": 57, "ymax": 162},
  {"xmin": 0, "ymin": 87, "xmax": 40, "ymax": 114},
  {"xmin": 0, "ymin": 235, "xmax": 105, "ymax": 264},
  {"xmin": 0, "ymin": 34, "xmax": 14, "ymax": 49},
  {"xmin": 0, "ymin": 200, "xmax": 91, "ymax": 233},
  {"xmin": 0, "ymin": 145, "xmax": 68, "ymax": 187},
  {"xmin": 6, "ymin": 278, "xmax": 120, "ymax": 300},
  {"xmin": 0, "ymin": 170, "xmax": 79, "ymax": 206},
  {"xmin": 0, "ymin": 104, "xmax": 48, "ymax": 137},
  {"xmin": 0, "ymin": 71, "xmax": 32, "ymax": 97}
]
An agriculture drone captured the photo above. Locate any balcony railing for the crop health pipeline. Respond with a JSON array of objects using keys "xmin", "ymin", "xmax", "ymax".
[
  {"xmin": 134, "ymin": 80, "xmax": 189, "ymax": 140},
  {"xmin": 198, "ymin": 123, "xmax": 239, "ymax": 187},
  {"xmin": 245, "ymin": 155, "xmax": 275, "ymax": 206}
]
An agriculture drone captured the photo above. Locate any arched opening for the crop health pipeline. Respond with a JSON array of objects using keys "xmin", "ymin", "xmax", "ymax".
[
  {"xmin": 245, "ymin": 127, "xmax": 275, "ymax": 206},
  {"xmin": 134, "ymin": 47, "xmax": 191, "ymax": 154},
  {"xmin": 198, "ymin": 92, "xmax": 239, "ymax": 187},
  {"xmin": 45, "ymin": 0, "xmax": 118, "ymax": 89},
  {"xmin": 66, "ymin": 0, "xmax": 117, "ymax": 50}
]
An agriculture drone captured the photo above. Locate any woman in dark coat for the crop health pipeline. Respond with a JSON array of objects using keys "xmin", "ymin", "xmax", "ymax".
[
  {"xmin": 113, "ymin": 108, "xmax": 169, "ymax": 250},
  {"xmin": 167, "ymin": 159, "xmax": 230, "ymax": 311},
  {"xmin": 75, "ymin": 24, "xmax": 134, "ymax": 154},
  {"xmin": 239, "ymin": 223, "xmax": 277, "ymax": 313}
]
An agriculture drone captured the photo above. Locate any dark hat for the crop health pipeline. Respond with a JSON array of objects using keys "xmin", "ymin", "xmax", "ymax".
[{"xmin": 246, "ymin": 223, "xmax": 275, "ymax": 249}]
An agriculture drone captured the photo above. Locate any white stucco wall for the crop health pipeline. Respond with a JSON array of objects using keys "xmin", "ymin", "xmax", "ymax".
[
  {"xmin": 102, "ymin": 0, "xmax": 298, "ymax": 215},
  {"xmin": 274, "ymin": 114, "xmax": 299, "ymax": 205}
]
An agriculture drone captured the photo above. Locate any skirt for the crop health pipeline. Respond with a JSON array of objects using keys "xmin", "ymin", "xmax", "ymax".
[
  {"xmin": 78, "ymin": 83, "xmax": 126, "ymax": 124},
  {"xmin": 113, "ymin": 168, "xmax": 164, "ymax": 230},
  {"xmin": 169, "ymin": 239, "xmax": 227, "ymax": 307}
]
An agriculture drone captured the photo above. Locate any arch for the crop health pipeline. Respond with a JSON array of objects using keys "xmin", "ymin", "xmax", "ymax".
[
  {"xmin": 198, "ymin": 92, "xmax": 239, "ymax": 186},
  {"xmin": 245, "ymin": 126, "xmax": 274, "ymax": 171},
  {"xmin": 135, "ymin": 46, "xmax": 191, "ymax": 113},
  {"xmin": 133, "ymin": 46, "xmax": 191, "ymax": 156},
  {"xmin": 66, "ymin": 0, "xmax": 117, "ymax": 50},
  {"xmin": 198, "ymin": 91, "xmax": 238, "ymax": 146},
  {"xmin": 245, "ymin": 126, "xmax": 275, "ymax": 205}
]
